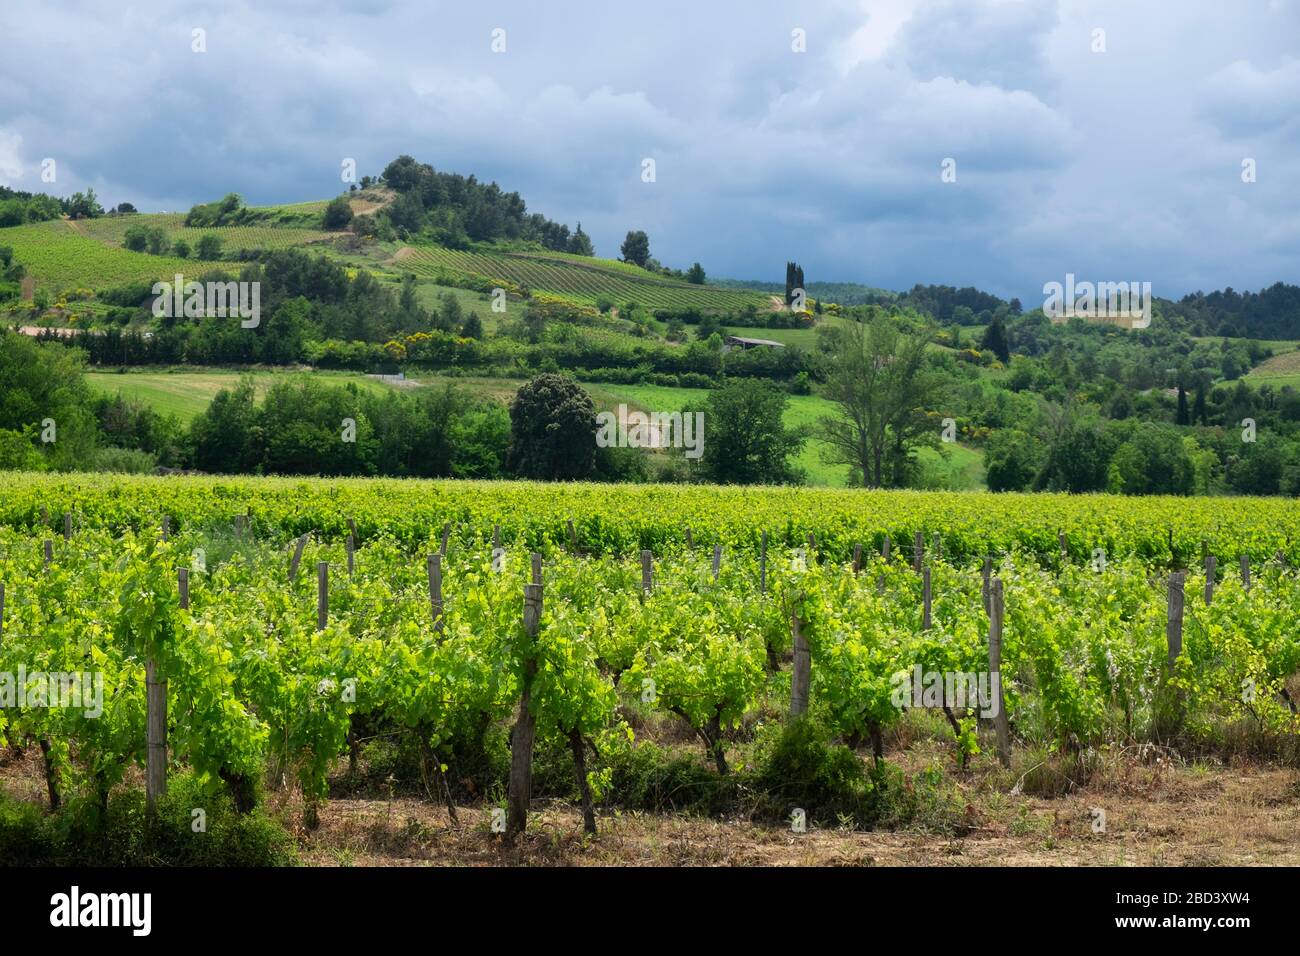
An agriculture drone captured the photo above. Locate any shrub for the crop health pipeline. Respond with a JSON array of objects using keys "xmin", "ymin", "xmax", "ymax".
[{"xmin": 92, "ymin": 446, "xmax": 157, "ymax": 474}]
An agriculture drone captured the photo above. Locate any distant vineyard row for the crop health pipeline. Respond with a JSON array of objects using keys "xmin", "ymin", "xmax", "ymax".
[
  {"xmin": 394, "ymin": 245, "xmax": 772, "ymax": 312},
  {"xmin": 76, "ymin": 214, "xmax": 337, "ymax": 253},
  {"xmin": 4, "ymin": 474, "xmax": 1298, "ymax": 563}
]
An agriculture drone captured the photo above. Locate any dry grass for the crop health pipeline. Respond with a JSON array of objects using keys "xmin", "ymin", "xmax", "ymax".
[
  {"xmin": 5, "ymin": 735, "xmax": 1298, "ymax": 867},
  {"xmin": 285, "ymin": 746, "xmax": 1300, "ymax": 867}
]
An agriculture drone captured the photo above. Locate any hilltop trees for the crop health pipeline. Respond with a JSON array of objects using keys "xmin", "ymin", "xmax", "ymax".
[
  {"xmin": 64, "ymin": 188, "xmax": 104, "ymax": 220},
  {"xmin": 686, "ymin": 262, "xmax": 706, "ymax": 285},
  {"xmin": 323, "ymin": 196, "xmax": 354, "ymax": 230},
  {"xmin": 378, "ymin": 155, "xmax": 581, "ymax": 251},
  {"xmin": 0, "ymin": 186, "xmax": 65, "ymax": 225},
  {"xmin": 186, "ymin": 193, "xmax": 246, "ymax": 227},
  {"xmin": 620, "ymin": 231, "xmax": 651, "ymax": 268},
  {"xmin": 567, "ymin": 222, "xmax": 594, "ymax": 257}
]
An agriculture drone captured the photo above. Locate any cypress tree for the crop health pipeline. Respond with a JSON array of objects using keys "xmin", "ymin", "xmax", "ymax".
[
  {"xmin": 1176, "ymin": 385, "xmax": 1190, "ymax": 425},
  {"xmin": 981, "ymin": 316, "xmax": 1010, "ymax": 364}
]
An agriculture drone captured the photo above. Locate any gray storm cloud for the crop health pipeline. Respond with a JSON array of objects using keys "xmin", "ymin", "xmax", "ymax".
[{"xmin": 1, "ymin": 0, "xmax": 1298, "ymax": 299}]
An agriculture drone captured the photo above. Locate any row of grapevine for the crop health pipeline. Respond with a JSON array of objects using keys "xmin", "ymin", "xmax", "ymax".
[
  {"xmin": 3, "ymin": 473, "xmax": 1298, "ymax": 565},
  {"xmin": 1, "ymin": 510, "xmax": 1297, "ymax": 838}
]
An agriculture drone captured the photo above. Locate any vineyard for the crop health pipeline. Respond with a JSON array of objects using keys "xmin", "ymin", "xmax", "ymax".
[
  {"xmin": 1, "ymin": 473, "xmax": 1298, "ymax": 853},
  {"xmin": 0, "ymin": 221, "xmax": 226, "ymax": 292},
  {"xmin": 75, "ymin": 214, "xmax": 338, "ymax": 255},
  {"xmin": 392, "ymin": 245, "xmax": 773, "ymax": 312}
]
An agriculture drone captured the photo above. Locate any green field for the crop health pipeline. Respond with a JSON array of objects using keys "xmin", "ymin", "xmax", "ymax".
[{"xmin": 85, "ymin": 368, "xmax": 398, "ymax": 420}]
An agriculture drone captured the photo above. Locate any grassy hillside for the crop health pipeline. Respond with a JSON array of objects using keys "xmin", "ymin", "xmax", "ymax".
[{"xmin": 1, "ymin": 196, "xmax": 781, "ymax": 318}]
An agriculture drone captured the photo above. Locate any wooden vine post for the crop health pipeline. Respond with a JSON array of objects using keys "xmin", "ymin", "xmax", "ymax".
[
  {"xmin": 63, "ymin": 512, "xmax": 72, "ymax": 542},
  {"xmin": 922, "ymin": 565, "xmax": 932, "ymax": 630},
  {"xmin": 1160, "ymin": 570, "xmax": 1187, "ymax": 737},
  {"xmin": 1241, "ymin": 554, "xmax": 1251, "ymax": 591},
  {"xmin": 712, "ymin": 544, "xmax": 722, "ymax": 581},
  {"xmin": 43, "ymin": 539, "xmax": 52, "ymax": 572},
  {"xmin": 317, "ymin": 562, "xmax": 329, "ymax": 631},
  {"xmin": 641, "ymin": 550, "xmax": 653, "ymax": 594},
  {"xmin": 988, "ymin": 577, "xmax": 1010, "ymax": 767},
  {"xmin": 1204, "ymin": 555, "xmax": 1216, "ymax": 605},
  {"xmin": 288, "ymin": 533, "xmax": 309, "ymax": 584},
  {"xmin": 567, "ymin": 518, "xmax": 579, "ymax": 553},
  {"xmin": 913, "ymin": 531, "xmax": 924, "ymax": 573},
  {"xmin": 148, "ymin": 569, "xmax": 182, "ymax": 810},
  {"xmin": 427, "ymin": 553, "xmax": 443, "ymax": 634},
  {"xmin": 790, "ymin": 594, "xmax": 810, "ymax": 717},
  {"xmin": 506, "ymin": 568, "xmax": 543, "ymax": 841},
  {"xmin": 1166, "ymin": 571, "xmax": 1186, "ymax": 668},
  {"xmin": 852, "ymin": 543, "xmax": 863, "ymax": 575},
  {"xmin": 345, "ymin": 534, "xmax": 355, "ymax": 577},
  {"xmin": 439, "ymin": 522, "xmax": 451, "ymax": 557}
]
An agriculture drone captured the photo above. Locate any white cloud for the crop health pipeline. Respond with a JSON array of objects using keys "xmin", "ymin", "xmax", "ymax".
[{"xmin": 0, "ymin": 128, "xmax": 24, "ymax": 184}]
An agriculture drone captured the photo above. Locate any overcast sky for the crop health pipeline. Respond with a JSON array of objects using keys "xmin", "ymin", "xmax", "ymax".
[{"xmin": 2, "ymin": 0, "xmax": 1298, "ymax": 301}]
